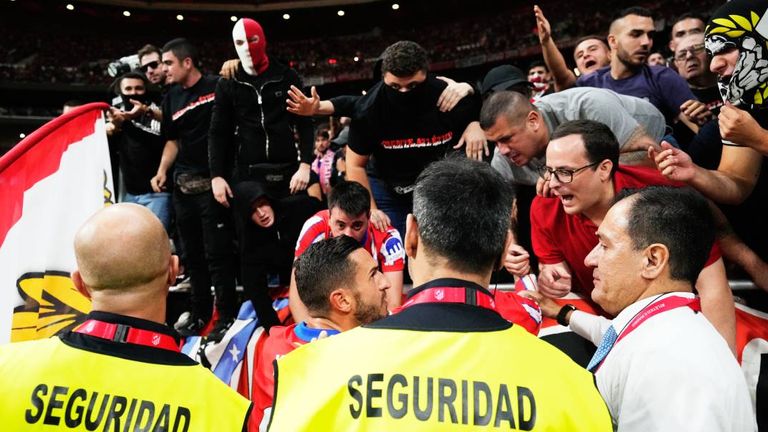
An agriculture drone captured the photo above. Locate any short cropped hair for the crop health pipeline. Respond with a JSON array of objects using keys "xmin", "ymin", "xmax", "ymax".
[
  {"xmin": 137, "ymin": 44, "xmax": 162, "ymax": 61},
  {"xmin": 294, "ymin": 236, "xmax": 362, "ymax": 315},
  {"xmin": 575, "ymin": 34, "xmax": 608, "ymax": 47},
  {"xmin": 381, "ymin": 41, "xmax": 429, "ymax": 78},
  {"xmin": 613, "ymin": 6, "xmax": 653, "ymax": 23},
  {"xmin": 528, "ymin": 59, "xmax": 549, "ymax": 73},
  {"xmin": 614, "ymin": 186, "xmax": 714, "ymax": 285},
  {"xmin": 114, "ymin": 71, "xmax": 149, "ymax": 95},
  {"xmin": 162, "ymin": 38, "xmax": 198, "ymax": 66},
  {"xmin": 413, "ymin": 156, "xmax": 512, "ymax": 274},
  {"xmin": 551, "ymin": 120, "xmax": 619, "ymax": 177},
  {"xmin": 328, "ymin": 181, "xmax": 370, "ymax": 217},
  {"xmin": 479, "ymin": 91, "xmax": 535, "ymax": 130},
  {"xmin": 671, "ymin": 12, "xmax": 707, "ymax": 28}
]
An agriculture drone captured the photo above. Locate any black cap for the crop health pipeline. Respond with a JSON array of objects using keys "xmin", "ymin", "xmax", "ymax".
[{"xmin": 481, "ymin": 65, "xmax": 533, "ymax": 95}]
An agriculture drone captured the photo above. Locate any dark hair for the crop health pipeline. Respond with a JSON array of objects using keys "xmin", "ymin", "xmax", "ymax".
[
  {"xmin": 315, "ymin": 125, "xmax": 330, "ymax": 140},
  {"xmin": 574, "ymin": 35, "xmax": 609, "ymax": 49},
  {"xmin": 614, "ymin": 186, "xmax": 714, "ymax": 285},
  {"xmin": 528, "ymin": 59, "xmax": 549, "ymax": 73},
  {"xmin": 162, "ymin": 38, "xmax": 198, "ymax": 67},
  {"xmin": 551, "ymin": 120, "xmax": 619, "ymax": 176},
  {"xmin": 114, "ymin": 71, "xmax": 149, "ymax": 95},
  {"xmin": 614, "ymin": 6, "xmax": 653, "ymax": 22},
  {"xmin": 294, "ymin": 236, "xmax": 362, "ymax": 315},
  {"xmin": 413, "ymin": 156, "xmax": 512, "ymax": 274},
  {"xmin": 479, "ymin": 90, "xmax": 535, "ymax": 130},
  {"xmin": 137, "ymin": 44, "xmax": 162, "ymax": 61},
  {"xmin": 381, "ymin": 41, "xmax": 429, "ymax": 78},
  {"xmin": 671, "ymin": 12, "xmax": 707, "ymax": 28},
  {"xmin": 328, "ymin": 181, "xmax": 370, "ymax": 217}
]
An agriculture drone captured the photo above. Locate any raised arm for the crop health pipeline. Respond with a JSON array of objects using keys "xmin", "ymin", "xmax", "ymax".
[{"xmin": 534, "ymin": 5, "xmax": 577, "ymax": 91}]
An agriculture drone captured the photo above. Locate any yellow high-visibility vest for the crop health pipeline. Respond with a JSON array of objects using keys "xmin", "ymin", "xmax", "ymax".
[
  {"xmin": 0, "ymin": 337, "xmax": 251, "ymax": 431},
  {"xmin": 270, "ymin": 324, "xmax": 612, "ymax": 431}
]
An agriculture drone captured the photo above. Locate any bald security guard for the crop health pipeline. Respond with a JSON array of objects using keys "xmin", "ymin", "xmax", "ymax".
[
  {"xmin": 268, "ymin": 157, "xmax": 612, "ymax": 431},
  {"xmin": 0, "ymin": 204, "xmax": 251, "ymax": 431}
]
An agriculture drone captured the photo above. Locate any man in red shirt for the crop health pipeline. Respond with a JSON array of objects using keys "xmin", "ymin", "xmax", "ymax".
[
  {"xmin": 289, "ymin": 181, "xmax": 404, "ymax": 321},
  {"xmin": 250, "ymin": 235, "xmax": 390, "ymax": 430},
  {"xmin": 530, "ymin": 119, "xmax": 736, "ymax": 351}
]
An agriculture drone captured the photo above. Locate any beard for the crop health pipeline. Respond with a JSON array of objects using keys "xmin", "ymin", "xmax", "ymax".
[
  {"xmin": 353, "ymin": 290, "xmax": 387, "ymax": 325},
  {"xmin": 616, "ymin": 46, "xmax": 645, "ymax": 70}
]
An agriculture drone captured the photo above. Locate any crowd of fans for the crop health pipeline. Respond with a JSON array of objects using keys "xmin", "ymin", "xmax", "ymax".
[{"xmin": 1, "ymin": 0, "xmax": 720, "ymax": 87}]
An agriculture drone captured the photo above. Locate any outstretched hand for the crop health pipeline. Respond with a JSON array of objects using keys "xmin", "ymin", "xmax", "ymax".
[
  {"xmin": 648, "ymin": 141, "xmax": 696, "ymax": 182},
  {"xmin": 286, "ymin": 85, "xmax": 320, "ymax": 116}
]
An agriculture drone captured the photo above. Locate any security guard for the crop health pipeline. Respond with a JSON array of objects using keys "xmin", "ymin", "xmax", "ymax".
[
  {"xmin": 0, "ymin": 204, "xmax": 251, "ymax": 431},
  {"xmin": 268, "ymin": 157, "xmax": 612, "ymax": 431}
]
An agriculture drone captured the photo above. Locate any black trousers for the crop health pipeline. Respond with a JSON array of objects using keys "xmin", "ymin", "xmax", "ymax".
[{"xmin": 174, "ymin": 190, "xmax": 238, "ymax": 321}]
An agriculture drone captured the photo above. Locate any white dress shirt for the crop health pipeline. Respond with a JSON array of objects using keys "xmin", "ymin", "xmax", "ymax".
[{"xmin": 569, "ymin": 292, "xmax": 756, "ymax": 432}]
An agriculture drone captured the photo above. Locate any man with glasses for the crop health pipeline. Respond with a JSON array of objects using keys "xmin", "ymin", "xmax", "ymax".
[
  {"xmin": 529, "ymin": 120, "xmax": 735, "ymax": 351},
  {"xmin": 480, "ymin": 87, "xmax": 666, "ymax": 189},
  {"xmin": 674, "ymin": 34, "xmax": 722, "ymax": 116},
  {"xmin": 671, "ymin": 33, "xmax": 725, "ymax": 170},
  {"xmin": 138, "ymin": 45, "xmax": 167, "ymax": 87},
  {"xmin": 480, "ymin": 88, "xmax": 665, "ymax": 279},
  {"xmin": 137, "ymin": 44, "xmax": 166, "ymax": 121}
]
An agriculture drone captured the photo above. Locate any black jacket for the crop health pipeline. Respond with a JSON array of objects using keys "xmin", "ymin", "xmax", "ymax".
[{"xmin": 208, "ymin": 61, "xmax": 313, "ymax": 179}]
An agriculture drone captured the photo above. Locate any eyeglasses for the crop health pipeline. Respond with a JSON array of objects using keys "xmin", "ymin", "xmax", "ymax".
[
  {"xmin": 674, "ymin": 43, "xmax": 706, "ymax": 62},
  {"xmin": 140, "ymin": 61, "xmax": 160, "ymax": 72},
  {"xmin": 537, "ymin": 161, "xmax": 599, "ymax": 184}
]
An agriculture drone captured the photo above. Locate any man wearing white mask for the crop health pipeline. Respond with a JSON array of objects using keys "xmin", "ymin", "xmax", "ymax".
[{"xmin": 209, "ymin": 18, "xmax": 317, "ymax": 331}]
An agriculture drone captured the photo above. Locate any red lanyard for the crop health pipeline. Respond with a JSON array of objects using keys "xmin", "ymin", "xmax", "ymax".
[
  {"xmin": 74, "ymin": 319, "xmax": 181, "ymax": 352},
  {"xmin": 592, "ymin": 295, "xmax": 701, "ymax": 372},
  {"xmin": 392, "ymin": 286, "xmax": 497, "ymax": 314},
  {"xmin": 614, "ymin": 295, "xmax": 701, "ymax": 345}
]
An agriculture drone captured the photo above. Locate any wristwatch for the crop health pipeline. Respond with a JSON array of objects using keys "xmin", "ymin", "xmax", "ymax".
[{"xmin": 556, "ymin": 304, "xmax": 577, "ymax": 326}]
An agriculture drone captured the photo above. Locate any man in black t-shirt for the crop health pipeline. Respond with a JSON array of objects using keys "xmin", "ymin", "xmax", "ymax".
[
  {"xmin": 346, "ymin": 41, "xmax": 480, "ymax": 238},
  {"xmin": 106, "ymin": 72, "xmax": 170, "ymax": 231},
  {"xmin": 150, "ymin": 38, "xmax": 238, "ymax": 342}
]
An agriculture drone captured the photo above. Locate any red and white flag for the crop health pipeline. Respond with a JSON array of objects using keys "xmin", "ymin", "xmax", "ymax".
[{"xmin": 0, "ymin": 103, "xmax": 114, "ymax": 344}]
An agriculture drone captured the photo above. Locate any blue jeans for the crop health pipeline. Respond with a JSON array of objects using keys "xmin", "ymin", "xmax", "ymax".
[
  {"xmin": 369, "ymin": 176, "xmax": 412, "ymax": 241},
  {"xmin": 123, "ymin": 192, "xmax": 172, "ymax": 232}
]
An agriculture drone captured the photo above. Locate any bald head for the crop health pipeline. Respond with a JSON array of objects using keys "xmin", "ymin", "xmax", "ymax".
[{"xmin": 74, "ymin": 204, "xmax": 170, "ymax": 291}]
